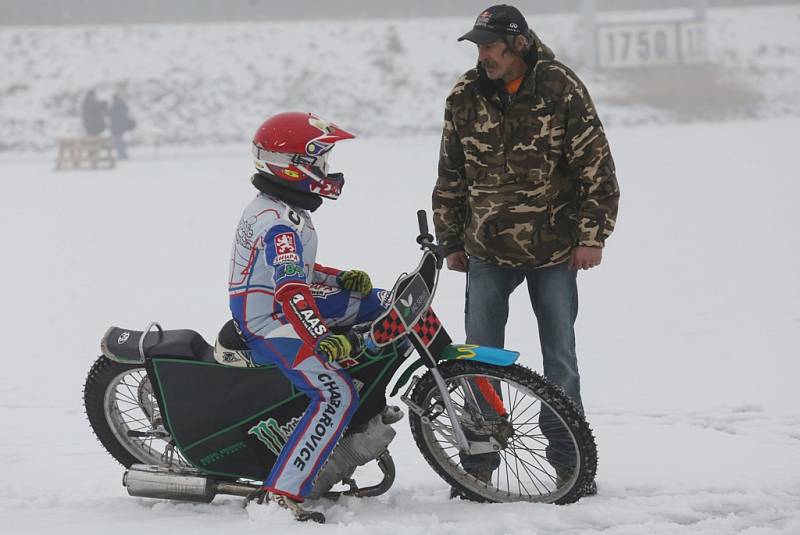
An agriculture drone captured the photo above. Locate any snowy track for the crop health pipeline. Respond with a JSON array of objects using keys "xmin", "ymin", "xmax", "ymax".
[{"xmin": 2, "ymin": 119, "xmax": 799, "ymax": 533}]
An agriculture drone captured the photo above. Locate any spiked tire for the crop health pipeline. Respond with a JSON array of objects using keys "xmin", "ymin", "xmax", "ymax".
[
  {"xmin": 83, "ymin": 355, "xmax": 147, "ymax": 467},
  {"xmin": 408, "ymin": 361, "xmax": 597, "ymax": 504}
]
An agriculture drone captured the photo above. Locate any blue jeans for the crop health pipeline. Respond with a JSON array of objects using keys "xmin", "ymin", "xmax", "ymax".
[
  {"xmin": 111, "ymin": 134, "xmax": 127, "ymax": 159},
  {"xmin": 462, "ymin": 257, "xmax": 583, "ymax": 470}
]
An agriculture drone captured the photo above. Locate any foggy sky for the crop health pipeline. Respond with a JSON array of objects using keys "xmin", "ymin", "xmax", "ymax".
[{"xmin": 2, "ymin": 0, "xmax": 798, "ymax": 26}]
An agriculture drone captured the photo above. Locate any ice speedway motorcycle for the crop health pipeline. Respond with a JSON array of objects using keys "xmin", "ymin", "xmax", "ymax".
[{"xmin": 84, "ymin": 211, "xmax": 597, "ymax": 507}]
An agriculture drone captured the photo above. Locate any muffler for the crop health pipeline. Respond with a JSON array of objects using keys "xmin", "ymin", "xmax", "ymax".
[{"xmin": 123, "ymin": 464, "xmax": 259, "ymax": 503}]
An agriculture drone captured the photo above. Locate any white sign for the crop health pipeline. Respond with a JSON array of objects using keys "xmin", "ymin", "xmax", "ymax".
[
  {"xmin": 596, "ymin": 20, "xmax": 706, "ymax": 69},
  {"xmin": 680, "ymin": 21, "xmax": 707, "ymax": 64}
]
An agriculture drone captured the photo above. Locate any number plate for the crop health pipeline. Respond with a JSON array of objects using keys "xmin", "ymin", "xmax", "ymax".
[{"xmin": 596, "ymin": 20, "xmax": 706, "ymax": 69}]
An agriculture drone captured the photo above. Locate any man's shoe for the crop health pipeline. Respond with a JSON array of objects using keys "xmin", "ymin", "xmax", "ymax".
[
  {"xmin": 555, "ymin": 466, "xmax": 575, "ymax": 489},
  {"xmin": 555, "ymin": 468, "xmax": 597, "ymax": 497},
  {"xmin": 268, "ymin": 492, "xmax": 325, "ymax": 523},
  {"xmin": 450, "ymin": 465, "xmax": 494, "ymax": 499}
]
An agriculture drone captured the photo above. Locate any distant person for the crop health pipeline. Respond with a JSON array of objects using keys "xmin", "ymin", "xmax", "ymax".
[
  {"xmin": 81, "ymin": 90, "xmax": 107, "ymax": 137},
  {"xmin": 432, "ymin": 4, "xmax": 620, "ymax": 497},
  {"xmin": 109, "ymin": 92, "xmax": 135, "ymax": 159}
]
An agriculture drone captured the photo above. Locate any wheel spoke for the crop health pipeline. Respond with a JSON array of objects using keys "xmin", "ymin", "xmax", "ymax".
[
  {"xmin": 511, "ymin": 405, "xmax": 543, "ymax": 428},
  {"xmin": 104, "ymin": 367, "xmax": 189, "ymax": 468},
  {"xmin": 499, "ymin": 448, "xmax": 534, "ymax": 497},
  {"xmin": 413, "ymin": 366, "xmax": 592, "ymax": 504}
]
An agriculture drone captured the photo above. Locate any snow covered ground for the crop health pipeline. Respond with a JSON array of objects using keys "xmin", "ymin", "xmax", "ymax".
[
  {"xmin": 1, "ymin": 115, "xmax": 799, "ymax": 533},
  {"xmin": 2, "ymin": 5, "xmax": 800, "ymax": 150}
]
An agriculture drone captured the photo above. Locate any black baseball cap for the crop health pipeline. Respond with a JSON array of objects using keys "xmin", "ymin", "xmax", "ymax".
[{"xmin": 458, "ymin": 4, "xmax": 529, "ymax": 44}]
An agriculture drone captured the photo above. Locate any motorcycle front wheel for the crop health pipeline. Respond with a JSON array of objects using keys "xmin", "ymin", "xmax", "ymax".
[
  {"xmin": 83, "ymin": 355, "xmax": 188, "ymax": 468},
  {"xmin": 408, "ymin": 361, "xmax": 597, "ymax": 504}
]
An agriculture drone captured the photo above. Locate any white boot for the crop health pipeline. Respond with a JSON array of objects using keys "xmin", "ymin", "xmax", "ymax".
[{"xmin": 268, "ymin": 492, "xmax": 325, "ymax": 524}]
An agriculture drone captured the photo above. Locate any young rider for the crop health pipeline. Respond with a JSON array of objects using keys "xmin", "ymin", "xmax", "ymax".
[{"xmin": 228, "ymin": 112, "xmax": 388, "ymax": 523}]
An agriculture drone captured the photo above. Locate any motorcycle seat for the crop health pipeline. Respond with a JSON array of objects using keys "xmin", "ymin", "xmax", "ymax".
[{"xmin": 101, "ymin": 325, "xmax": 214, "ymax": 363}]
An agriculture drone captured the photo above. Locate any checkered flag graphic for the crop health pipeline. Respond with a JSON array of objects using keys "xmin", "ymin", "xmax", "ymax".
[
  {"xmin": 372, "ymin": 308, "xmax": 407, "ymax": 344},
  {"xmin": 412, "ymin": 310, "xmax": 442, "ymax": 345}
]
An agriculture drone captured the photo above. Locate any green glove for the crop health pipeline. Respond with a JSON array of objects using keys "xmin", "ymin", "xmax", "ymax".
[
  {"xmin": 338, "ymin": 270, "xmax": 372, "ymax": 294},
  {"xmin": 317, "ymin": 334, "xmax": 353, "ymax": 364}
]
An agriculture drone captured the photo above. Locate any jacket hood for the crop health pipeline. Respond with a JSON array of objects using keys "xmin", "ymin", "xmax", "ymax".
[{"xmin": 527, "ymin": 30, "xmax": 555, "ymax": 64}]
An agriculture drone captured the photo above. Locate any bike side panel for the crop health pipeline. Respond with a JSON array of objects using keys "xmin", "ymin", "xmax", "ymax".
[
  {"xmin": 149, "ymin": 343, "xmax": 407, "ymax": 480},
  {"xmin": 149, "ymin": 358, "xmax": 302, "ymax": 481}
]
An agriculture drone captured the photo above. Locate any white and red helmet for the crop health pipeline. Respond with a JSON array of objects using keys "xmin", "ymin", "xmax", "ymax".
[{"xmin": 252, "ymin": 112, "xmax": 355, "ymax": 200}]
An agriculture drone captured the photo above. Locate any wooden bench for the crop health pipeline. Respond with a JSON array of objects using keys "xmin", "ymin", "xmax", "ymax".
[{"xmin": 55, "ymin": 137, "xmax": 116, "ymax": 171}]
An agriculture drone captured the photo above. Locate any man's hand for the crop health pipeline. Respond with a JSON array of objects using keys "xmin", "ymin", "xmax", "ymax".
[
  {"xmin": 569, "ymin": 246, "xmax": 603, "ymax": 270},
  {"xmin": 338, "ymin": 270, "xmax": 372, "ymax": 293},
  {"xmin": 446, "ymin": 251, "xmax": 469, "ymax": 272},
  {"xmin": 317, "ymin": 334, "xmax": 353, "ymax": 364}
]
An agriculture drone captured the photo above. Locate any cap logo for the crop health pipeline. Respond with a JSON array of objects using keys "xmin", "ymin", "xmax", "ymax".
[{"xmin": 476, "ymin": 10, "xmax": 491, "ymax": 27}]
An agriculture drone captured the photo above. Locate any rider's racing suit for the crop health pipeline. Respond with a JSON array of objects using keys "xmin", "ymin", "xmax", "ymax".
[{"xmin": 228, "ymin": 192, "xmax": 388, "ymax": 500}]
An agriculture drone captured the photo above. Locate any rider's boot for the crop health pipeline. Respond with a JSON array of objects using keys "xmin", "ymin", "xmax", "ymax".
[{"xmin": 268, "ymin": 492, "xmax": 326, "ymax": 523}]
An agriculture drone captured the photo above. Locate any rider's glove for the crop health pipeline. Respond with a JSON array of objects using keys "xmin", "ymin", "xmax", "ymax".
[
  {"xmin": 317, "ymin": 334, "xmax": 354, "ymax": 365},
  {"xmin": 338, "ymin": 270, "xmax": 372, "ymax": 294}
]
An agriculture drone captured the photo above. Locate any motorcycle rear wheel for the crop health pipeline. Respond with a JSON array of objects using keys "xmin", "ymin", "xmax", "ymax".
[
  {"xmin": 84, "ymin": 355, "xmax": 188, "ymax": 468},
  {"xmin": 408, "ymin": 361, "xmax": 597, "ymax": 504}
]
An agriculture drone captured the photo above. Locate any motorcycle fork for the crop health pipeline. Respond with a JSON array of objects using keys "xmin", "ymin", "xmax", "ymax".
[
  {"xmin": 400, "ymin": 368, "xmax": 505, "ymax": 455},
  {"xmin": 430, "ymin": 368, "xmax": 471, "ymax": 452},
  {"xmin": 401, "ymin": 370, "xmax": 499, "ymax": 455}
]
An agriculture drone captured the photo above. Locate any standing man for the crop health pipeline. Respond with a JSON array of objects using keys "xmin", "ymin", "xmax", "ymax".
[
  {"xmin": 81, "ymin": 89, "xmax": 107, "ymax": 137},
  {"xmin": 109, "ymin": 91, "xmax": 135, "ymax": 159},
  {"xmin": 432, "ymin": 4, "xmax": 619, "ymax": 496}
]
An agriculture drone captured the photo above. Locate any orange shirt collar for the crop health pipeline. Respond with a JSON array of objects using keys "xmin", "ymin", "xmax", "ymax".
[{"xmin": 504, "ymin": 75, "xmax": 524, "ymax": 95}]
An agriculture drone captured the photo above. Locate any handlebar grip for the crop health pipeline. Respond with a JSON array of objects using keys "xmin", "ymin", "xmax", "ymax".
[
  {"xmin": 417, "ymin": 210, "xmax": 429, "ymax": 235},
  {"xmin": 346, "ymin": 329, "xmax": 365, "ymax": 357}
]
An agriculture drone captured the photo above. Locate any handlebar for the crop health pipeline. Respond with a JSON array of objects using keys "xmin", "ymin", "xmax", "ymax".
[
  {"xmin": 417, "ymin": 210, "xmax": 429, "ymax": 236},
  {"xmin": 347, "ymin": 322, "xmax": 380, "ymax": 357},
  {"xmin": 415, "ymin": 209, "xmax": 444, "ymax": 269},
  {"xmin": 416, "ymin": 209, "xmax": 435, "ymax": 248}
]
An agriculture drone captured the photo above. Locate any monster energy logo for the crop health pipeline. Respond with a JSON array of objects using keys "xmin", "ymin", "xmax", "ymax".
[{"xmin": 248, "ymin": 416, "xmax": 302, "ymax": 456}]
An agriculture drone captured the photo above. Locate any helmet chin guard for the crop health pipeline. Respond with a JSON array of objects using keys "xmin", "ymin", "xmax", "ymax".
[{"xmin": 252, "ymin": 112, "xmax": 354, "ymax": 200}]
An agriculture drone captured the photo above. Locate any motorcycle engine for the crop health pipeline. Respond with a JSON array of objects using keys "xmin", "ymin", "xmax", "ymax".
[{"xmin": 308, "ymin": 406, "xmax": 401, "ymax": 499}]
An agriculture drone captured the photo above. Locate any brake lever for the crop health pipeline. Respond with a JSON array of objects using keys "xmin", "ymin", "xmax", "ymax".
[{"xmin": 433, "ymin": 244, "xmax": 445, "ymax": 269}]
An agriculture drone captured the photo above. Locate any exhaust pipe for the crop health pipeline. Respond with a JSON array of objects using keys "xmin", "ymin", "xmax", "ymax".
[{"xmin": 123, "ymin": 464, "xmax": 259, "ymax": 503}]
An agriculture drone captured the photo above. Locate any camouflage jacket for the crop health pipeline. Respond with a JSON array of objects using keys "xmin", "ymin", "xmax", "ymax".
[{"xmin": 432, "ymin": 33, "xmax": 620, "ymax": 268}]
